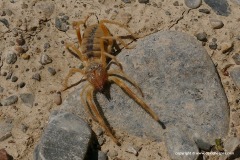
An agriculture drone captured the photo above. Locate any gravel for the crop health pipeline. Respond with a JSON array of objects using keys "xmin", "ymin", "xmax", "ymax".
[
  {"xmin": 32, "ymin": 73, "xmax": 41, "ymax": 81},
  {"xmin": 1, "ymin": 95, "xmax": 18, "ymax": 106},
  {"xmin": 40, "ymin": 54, "xmax": 52, "ymax": 65},
  {"xmin": 47, "ymin": 67, "xmax": 56, "ymax": 75},
  {"xmin": 210, "ymin": 18, "xmax": 224, "ymax": 29},
  {"xmin": 6, "ymin": 52, "xmax": 17, "ymax": 64}
]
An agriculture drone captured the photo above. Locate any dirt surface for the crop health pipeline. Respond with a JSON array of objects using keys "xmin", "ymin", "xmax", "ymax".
[{"xmin": 0, "ymin": 0, "xmax": 239, "ymax": 160}]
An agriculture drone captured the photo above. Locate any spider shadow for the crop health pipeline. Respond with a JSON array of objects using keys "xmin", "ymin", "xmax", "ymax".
[{"xmin": 89, "ymin": 73, "xmax": 165, "ymax": 145}]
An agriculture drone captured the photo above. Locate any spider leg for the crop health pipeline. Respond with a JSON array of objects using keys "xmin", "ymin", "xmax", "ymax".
[
  {"xmin": 101, "ymin": 36, "xmax": 136, "ymax": 49},
  {"xmin": 87, "ymin": 87, "xmax": 120, "ymax": 145},
  {"xmin": 108, "ymin": 70, "xmax": 143, "ymax": 97},
  {"xmin": 62, "ymin": 68, "xmax": 85, "ymax": 91},
  {"xmin": 109, "ymin": 76, "xmax": 165, "ymax": 129},
  {"xmin": 98, "ymin": 37, "xmax": 122, "ymax": 70},
  {"xmin": 99, "ymin": 20, "xmax": 138, "ymax": 39},
  {"xmin": 65, "ymin": 43, "xmax": 87, "ymax": 62},
  {"xmin": 72, "ymin": 14, "xmax": 93, "ymax": 45},
  {"xmin": 80, "ymin": 84, "xmax": 98, "ymax": 122}
]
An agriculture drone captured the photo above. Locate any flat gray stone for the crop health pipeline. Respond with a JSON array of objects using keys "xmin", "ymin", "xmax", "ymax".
[
  {"xmin": 20, "ymin": 93, "xmax": 35, "ymax": 107},
  {"xmin": 0, "ymin": 120, "xmax": 13, "ymax": 142},
  {"xmin": 204, "ymin": 0, "xmax": 230, "ymax": 16},
  {"xmin": 34, "ymin": 112, "xmax": 92, "ymax": 160},
  {"xmin": 164, "ymin": 127, "xmax": 198, "ymax": 160},
  {"xmin": 60, "ymin": 31, "xmax": 229, "ymax": 159},
  {"xmin": 1, "ymin": 95, "xmax": 18, "ymax": 106},
  {"xmin": 230, "ymin": 67, "xmax": 240, "ymax": 89},
  {"xmin": 231, "ymin": 0, "xmax": 240, "ymax": 5}
]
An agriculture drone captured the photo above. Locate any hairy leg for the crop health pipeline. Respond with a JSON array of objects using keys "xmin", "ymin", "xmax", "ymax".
[
  {"xmin": 72, "ymin": 14, "xmax": 93, "ymax": 45},
  {"xmin": 80, "ymin": 84, "xmax": 98, "ymax": 122},
  {"xmin": 65, "ymin": 43, "xmax": 87, "ymax": 62},
  {"xmin": 62, "ymin": 68, "xmax": 85, "ymax": 90},
  {"xmin": 87, "ymin": 87, "xmax": 120, "ymax": 145},
  {"xmin": 101, "ymin": 36, "xmax": 136, "ymax": 49},
  {"xmin": 108, "ymin": 70, "xmax": 143, "ymax": 97},
  {"xmin": 99, "ymin": 35, "xmax": 123, "ymax": 70},
  {"xmin": 99, "ymin": 20, "xmax": 138, "ymax": 39},
  {"xmin": 109, "ymin": 76, "xmax": 160, "ymax": 122}
]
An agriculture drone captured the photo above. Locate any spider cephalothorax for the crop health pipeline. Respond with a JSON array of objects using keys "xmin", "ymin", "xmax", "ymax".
[{"xmin": 85, "ymin": 61, "xmax": 108, "ymax": 91}]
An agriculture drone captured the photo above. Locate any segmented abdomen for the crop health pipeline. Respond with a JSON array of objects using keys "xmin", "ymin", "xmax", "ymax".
[{"xmin": 81, "ymin": 25, "xmax": 107, "ymax": 59}]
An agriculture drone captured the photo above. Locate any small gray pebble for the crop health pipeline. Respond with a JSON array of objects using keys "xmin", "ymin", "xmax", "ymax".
[
  {"xmin": 165, "ymin": 11, "xmax": 171, "ymax": 15},
  {"xmin": 199, "ymin": 8, "xmax": 210, "ymax": 14},
  {"xmin": 19, "ymin": 82, "xmax": 26, "ymax": 88},
  {"xmin": 122, "ymin": 0, "xmax": 131, "ymax": 3},
  {"xmin": 195, "ymin": 32, "xmax": 207, "ymax": 42},
  {"xmin": 138, "ymin": 0, "xmax": 149, "ymax": 3},
  {"xmin": 6, "ymin": 71, "xmax": 13, "ymax": 80},
  {"xmin": 184, "ymin": 0, "xmax": 201, "ymax": 9},
  {"xmin": 32, "ymin": 73, "xmax": 41, "ymax": 81},
  {"xmin": 55, "ymin": 17, "xmax": 69, "ymax": 32},
  {"xmin": 58, "ymin": 13, "xmax": 65, "ymax": 16},
  {"xmin": 21, "ymin": 124, "xmax": 28, "ymax": 133},
  {"xmin": 12, "ymin": 28, "xmax": 18, "ymax": 37},
  {"xmin": 0, "ymin": 86, "xmax": 4, "ymax": 93},
  {"xmin": 5, "ymin": 9, "xmax": 12, "ymax": 16},
  {"xmin": 9, "ymin": 41, "xmax": 15, "ymax": 46},
  {"xmin": 48, "ymin": 67, "xmax": 56, "ymax": 75},
  {"xmin": 212, "ymin": 38, "xmax": 217, "ymax": 42},
  {"xmin": 0, "ymin": 18, "xmax": 9, "ymax": 28},
  {"xmin": 209, "ymin": 41, "xmax": 217, "ymax": 50},
  {"xmin": 44, "ymin": 43, "xmax": 51, "ymax": 49},
  {"xmin": 98, "ymin": 137, "xmax": 106, "ymax": 146},
  {"xmin": 6, "ymin": 52, "xmax": 17, "ymax": 64},
  {"xmin": 173, "ymin": 1, "xmax": 179, "ymax": 6},
  {"xmin": 232, "ymin": 53, "xmax": 240, "ymax": 65},
  {"xmin": 95, "ymin": 127, "xmax": 104, "ymax": 136},
  {"xmin": 20, "ymin": 93, "xmax": 35, "ymax": 107},
  {"xmin": 11, "ymin": 76, "xmax": 18, "ymax": 82},
  {"xmin": 22, "ymin": 45, "xmax": 29, "ymax": 52},
  {"xmin": 62, "ymin": 15, "xmax": 69, "ymax": 21},
  {"xmin": 0, "ymin": 120, "xmax": 13, "ymax": 141},
  {"xmin": 1, "ymin": 95, "xmax": 18, "ymax": 106},
  {"xmin": 40, "ymin": 54, "xmax": 52, "ymax": 65}
]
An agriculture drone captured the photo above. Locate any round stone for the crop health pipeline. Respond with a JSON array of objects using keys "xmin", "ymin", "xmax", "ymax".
[{"xmin": 184, "ymin": 0, "xmax": 201, "ymax": 9}]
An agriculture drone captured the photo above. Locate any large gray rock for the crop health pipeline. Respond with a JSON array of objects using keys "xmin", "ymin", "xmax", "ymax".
[
  {"xmin": 60, "ymin": 31, "xmax": 229, "ymax": 159},
  {"xmin": 34, "ymin": 112, "xmax": 92, "ymax": 160},
  {"xmin": 230, "ymin": 66, "xmax": 240, "ymax": 89},
  {"xmin": 204, "ymin": 0, "xmax": 230, "ymax": 16}
]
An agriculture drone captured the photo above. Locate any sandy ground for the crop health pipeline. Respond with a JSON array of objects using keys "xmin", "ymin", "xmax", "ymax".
[{"xmin": 0, "ymin": 0, "xmax": 240, "ymax": 159}]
